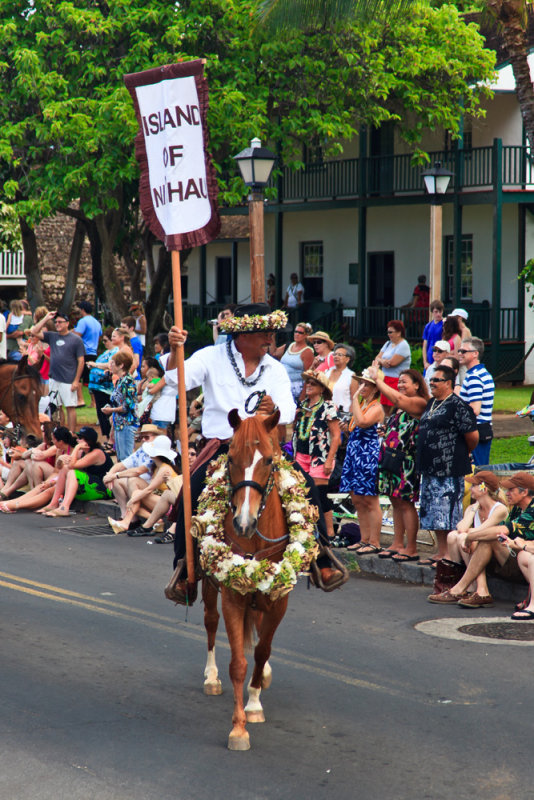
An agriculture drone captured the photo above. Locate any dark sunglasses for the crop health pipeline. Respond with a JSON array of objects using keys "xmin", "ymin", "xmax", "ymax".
[
  {"xmin": 429, "ymin": 377, "xmax": 447, "ymax": 383},
  {"xmin": 457, "ymin": 349, "xmax": 475, "ymax": 355}
]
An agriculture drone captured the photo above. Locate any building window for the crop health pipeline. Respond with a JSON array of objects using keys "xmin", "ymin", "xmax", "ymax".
[
  {"xmin": 300, "ymin": 241, "xmax": 323, "ymax": 301},
  {"xmin": 445, "ymin": 235, "xmax": 473, "ymax": 303},
  {"xmin": 444, "ymin": 121, "xmax": 472, "ymax": 153}
]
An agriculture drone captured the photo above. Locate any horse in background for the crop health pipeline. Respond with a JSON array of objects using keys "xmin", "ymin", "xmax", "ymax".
[
  {"xmin": 196, "ymin": 409, "xmax": 296, "ymax": 751},
  {"xmin": 0, "ymin": 358, "xmax": 42, "ymax": 438}
]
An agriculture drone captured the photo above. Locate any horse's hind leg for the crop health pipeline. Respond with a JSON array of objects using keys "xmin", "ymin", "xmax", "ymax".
[
  {"xmin": 202, "ymin": 578, "xmax": 222, "ymax": 696},
  {"xmin": 246, "ymin": 596, "xmax": 288, "ymax": 724}
]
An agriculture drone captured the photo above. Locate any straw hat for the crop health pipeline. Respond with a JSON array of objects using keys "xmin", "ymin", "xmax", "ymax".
[
  {"xmin": 135, "ymin": 423, "xmax": 160, "ymax": 438},
  {"xmin": 302, "ymin": 370, "xmax": 333, "ymax": 400},
  {"xmin": 354, "ymin": 367, "xmax": 384, "ymax": 386},
  {"xmin": 307, "ymin": 330, "xmax": 335, "ymax": 349}
]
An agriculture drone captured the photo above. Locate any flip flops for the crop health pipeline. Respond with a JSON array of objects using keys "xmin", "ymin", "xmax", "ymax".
[
  {"xmin": 511, "ymin": 609, "xmax": 534, "ymax": 621},
  {"xmin": 378, "ymin": 549, "xmax": 398, "ymax": 559},
  {"xmin": 391, "ymin": 553, "xmax": 420, "ymax": 563},
  {"xmin": 356, "ymin": 544, "xmax": 381, "ymax": 555}
]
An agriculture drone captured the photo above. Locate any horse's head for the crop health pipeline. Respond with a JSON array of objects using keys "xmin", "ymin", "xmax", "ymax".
[
  {"xmin": 0, "ymin": 360, "xmax": 42, "ymax": 438},
  {"xmin": 227, "ymin": 408, "xmax": 281, "ymax": 538}
]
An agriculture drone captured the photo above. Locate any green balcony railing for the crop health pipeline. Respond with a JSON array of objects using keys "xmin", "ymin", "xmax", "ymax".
[{"xmin": 275, "ymin": 143, "xmax": 534, "ymax": 201}]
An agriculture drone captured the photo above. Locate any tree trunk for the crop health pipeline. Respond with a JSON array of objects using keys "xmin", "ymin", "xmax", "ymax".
[
  {"xmin": 19, "ymin": 217, "xmax": 44, "ymax": 310},
  {"xmin": 58, "ymin": 218, "xmax": 86, "ymax": 314},
  {"xmin": 486, "ymin": 0, "xmax": 534, "ymax": 149},
  {"xmin": 145, "ymin": 245, "xmax": 172, "ymax": 354}
]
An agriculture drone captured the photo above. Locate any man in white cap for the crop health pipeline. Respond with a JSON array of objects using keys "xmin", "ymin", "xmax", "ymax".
[{"xmin": 424, "ymin": 340, "xmax": 450, "ymax": 389}]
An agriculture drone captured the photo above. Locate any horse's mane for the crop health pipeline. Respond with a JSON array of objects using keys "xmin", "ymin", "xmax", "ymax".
[{"xmin": 232, "ymin": 414, "xmax": 281, "ymax": 456}]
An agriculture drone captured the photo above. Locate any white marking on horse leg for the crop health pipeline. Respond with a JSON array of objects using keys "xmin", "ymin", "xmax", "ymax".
[
  {"xmin": 238, "ymin": 448, "xmax": 262, "ymax": 530},
  {"xmin": 245, "ymin": 681, "xmax": 265, "ymax": 723},
  {"xmin": 204, "ymin": 648, "xmax": 222, "ymax": 696},
  {"xmin": 261, "ymin": 660, "xmax": 272, "ymax": 690}
]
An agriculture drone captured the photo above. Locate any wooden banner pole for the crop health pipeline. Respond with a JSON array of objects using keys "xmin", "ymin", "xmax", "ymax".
[{"xmin": 171, "ymin": 249, "xmax": 194, "ymax": 585}]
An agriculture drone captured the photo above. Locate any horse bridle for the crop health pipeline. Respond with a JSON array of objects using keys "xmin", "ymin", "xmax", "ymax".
[{"xmin": 227, "ymin": 460, "xmax": 289, "ymax": 545}]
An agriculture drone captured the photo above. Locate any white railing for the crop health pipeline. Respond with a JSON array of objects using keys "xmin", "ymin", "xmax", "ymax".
[{"xmin": 0, "ymin": 251, "xmax": 25, "ymax": 280}]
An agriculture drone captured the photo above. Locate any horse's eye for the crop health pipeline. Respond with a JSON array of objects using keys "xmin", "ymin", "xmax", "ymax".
[{"xmin": 265, "ymin": 457, "xmax": 273, "ymax": 465}]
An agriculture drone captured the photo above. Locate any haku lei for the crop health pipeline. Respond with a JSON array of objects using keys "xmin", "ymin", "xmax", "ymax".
[
  {"xmin": 218, "ymin": 309, "xmax": 288, "ymax": 334},
  {"xmin": 191, "ymin": 454, "xmax": 319, "ymax": 600}
]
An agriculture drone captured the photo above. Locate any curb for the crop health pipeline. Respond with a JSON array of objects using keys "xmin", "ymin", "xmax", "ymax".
[
  {"xmin": 336, "ymin": 550, "xmax": 528, "ymax": 605},
  {"xmin": 79, "ymin": 499, "xmax": 528, "ymax": 606}
]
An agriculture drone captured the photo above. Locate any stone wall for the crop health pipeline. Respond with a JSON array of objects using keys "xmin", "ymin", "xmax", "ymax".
[{"xmin": 35, "ymin": 214, "xmax": 131, "ymax": 311}]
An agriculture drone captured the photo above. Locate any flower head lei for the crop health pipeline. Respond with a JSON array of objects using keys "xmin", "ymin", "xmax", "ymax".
[
  {"xmin": 218, "ymin": 309, "xmax": 288, "ymax": 334},
  {"xmin": 191, "ymin": 453, "xmax": 319, "ymax": 600}
]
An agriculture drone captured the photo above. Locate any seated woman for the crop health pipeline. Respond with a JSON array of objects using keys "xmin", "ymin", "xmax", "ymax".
[
  {"xmin": 108, "ymin": 436, "xmax": 180, "ymax": 535},
  {"xmin": 43, "ymin": 426, "xmax": 114, "ymax": 517},
  {"xmin": 0, "ymin": 426, "xmax": 77, "ymax": 513},
  {"xmin": 444, "ymin": 471, "xmax": 508, "ymax": 607},
  {"xmin": 19, "ymin": 421, "xmax": 56, "ymax": 490},
  {"xmin": 0, "ymin": 432, "xmax": 38, "ymax": 500}
]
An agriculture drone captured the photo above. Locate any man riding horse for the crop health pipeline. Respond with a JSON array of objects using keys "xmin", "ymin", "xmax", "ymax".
[{"xmin": 165, "ymin": 302, "xmax": 345, "ymax": 600}]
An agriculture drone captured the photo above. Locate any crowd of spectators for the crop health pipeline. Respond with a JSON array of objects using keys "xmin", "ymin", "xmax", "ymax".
[{"xmin": 1, "ymin": 290, "xmax": 532, "ymax": 620}]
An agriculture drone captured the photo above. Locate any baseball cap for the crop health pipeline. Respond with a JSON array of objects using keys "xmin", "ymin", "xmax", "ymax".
[
  {"xmin": 450, "ymin": 308, "xmax": 468, "ymax": 320},
  {"xmin": 465, "ymin": 471, "xmax": 500, "ymax": 493},
  {"xmin": 76, "ymin": 426, "xmax": 98, "ymax": 445},
  {"xmin": 500, "ymin": 472, "xmax": 534, "ymax": 492},
  {"xmin": 433, "ymin": 341, "xmax": 451, "ymax": 353}
]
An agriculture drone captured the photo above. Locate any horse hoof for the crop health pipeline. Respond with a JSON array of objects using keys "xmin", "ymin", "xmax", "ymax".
[
  {"xmin": 246, "ymin": 710, "xmax": 265, "ymax": 724},
  {"xmin": 228, "ymin": 732, "xmax": 250, "ymax": 751},
  {"xmin": 204, "ymin": 680, "xmax": 222, "ymax": 696}
]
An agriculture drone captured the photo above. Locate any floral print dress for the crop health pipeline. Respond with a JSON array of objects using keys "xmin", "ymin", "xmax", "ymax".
[
  {"xmin": 378, "ymin": 409, "xmax": 420, "ymax": 503},
  {"xmin": 293, "ymin": 399, "xmax": 338, "ymax": 470}
]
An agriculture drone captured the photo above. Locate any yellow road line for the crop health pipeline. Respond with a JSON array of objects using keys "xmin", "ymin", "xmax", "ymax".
[{"xmin": 0, "ymin": 571, "xmax": 463, "ymax": 702}]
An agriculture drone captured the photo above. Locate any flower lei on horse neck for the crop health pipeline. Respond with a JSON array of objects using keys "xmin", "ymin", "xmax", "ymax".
[{"xmin": 191, "ymin": 454, "xmax": 319, "ymax": 600}]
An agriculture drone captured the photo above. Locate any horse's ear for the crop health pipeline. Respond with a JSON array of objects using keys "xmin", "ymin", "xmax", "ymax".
[
  {"xmin": 228, "ymin": 408, "xmax": 242, "ymax": 430},
  {"xmin": 263, "ymin": 408, "xmax": 280, "ymax": 432}
]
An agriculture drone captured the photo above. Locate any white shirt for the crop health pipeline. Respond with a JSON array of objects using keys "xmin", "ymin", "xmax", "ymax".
[
  {"xmin": 326, "ymin": 366, "xmax": 355, "ymax": 413},
  {"xmin": 165, "ymin": 340, "xmax": 296, "ymax": 440},
  {"xmin": 150, "ymin": 352, "xmax": 178, "ymax": 423},
  {"xmin": 286, "ymin": 282, "xmax": 304, "ymax": 308},
  {"xmin": 0, "ymin": 313, "xmax": 6, "ymax": 359}
]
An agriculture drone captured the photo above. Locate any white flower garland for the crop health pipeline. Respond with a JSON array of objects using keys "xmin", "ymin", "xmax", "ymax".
[
  {"xmin": 218, "ymin": 309, "xmax": 288, "ymax": 334},
  {"xmin": 191, "ymin": 454, "xmax": 319, "ymax": 600}
]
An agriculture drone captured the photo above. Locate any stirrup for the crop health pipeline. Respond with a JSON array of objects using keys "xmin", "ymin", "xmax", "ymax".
[{"xmin": 309, "ymin": 544, "xmax": 349, "ymax": 592}]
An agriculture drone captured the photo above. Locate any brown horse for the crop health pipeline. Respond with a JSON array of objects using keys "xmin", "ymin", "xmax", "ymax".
[
  {"xmin": 0, "ymin": 358, "xmax": 42, "ymax": 437},
  {"xmin": 198, "ymin": 409, "xmax": 295, "ymax": 751}
]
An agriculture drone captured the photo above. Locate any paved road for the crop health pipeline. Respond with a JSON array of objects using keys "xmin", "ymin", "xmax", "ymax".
[{"xmin": 1, "ymin": 511, "xmax": 533, "ymax": 800}]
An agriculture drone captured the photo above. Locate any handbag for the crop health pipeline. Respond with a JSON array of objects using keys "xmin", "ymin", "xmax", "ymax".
[{"xmin": 379, "ymin": 446, "xmax": 405, "ymax": 476}]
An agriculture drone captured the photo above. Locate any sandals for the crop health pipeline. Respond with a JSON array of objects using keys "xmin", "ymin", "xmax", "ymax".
[
  {"xmin": 154, "ymin": 530, "xmax": 175, "ymax": 544},
  {"xmin": 391, "ymin": 553, "xmax": 420, "ymax": 563},
  {"xmin": 103, "ymin": 443, "xmax": 115, "ymax": 454},
  {"xmin": 511, "ymin": 609, "xmax": 534, "ymax": 621},
  {"xmin": 108, "ymin": 516, "xmax": 128, "ymax": 534},
  {"xmin": 378, "ymin": 549, "xmax": 398, "ymax": 559},
  {"xmin": 419, "ymin": 556, "xmax": 440, "ymax": 567},
  {"xmin": 356, "ymin": 544, "xmax": 381, "ymax": 555}
]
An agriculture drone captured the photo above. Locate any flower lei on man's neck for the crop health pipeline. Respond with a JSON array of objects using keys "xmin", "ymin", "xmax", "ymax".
[{"xmin": 191, "ymin": 454, "xmax": 319, "ymax": 601}]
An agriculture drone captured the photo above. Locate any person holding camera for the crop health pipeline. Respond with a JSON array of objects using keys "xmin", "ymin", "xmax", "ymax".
[{"xmin": 428, "ymin": 472, "xmax": 534, "ymax": 608}]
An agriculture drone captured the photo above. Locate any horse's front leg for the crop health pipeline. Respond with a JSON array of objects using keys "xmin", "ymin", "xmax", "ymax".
[
  {"xmin": 202, "ymin": 578, "xmax": 222, "ymax": 696},
  {"xmin": 246, "ymin": 595, "xmax": 288, "ymax": 724},
  {"xmin": 221, "ymin": 587, "xmax": 250, "ymax": 751}
]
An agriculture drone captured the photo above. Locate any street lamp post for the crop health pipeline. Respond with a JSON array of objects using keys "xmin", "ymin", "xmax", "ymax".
[
  {"xmin": 234, "ymin": 138, "xmax": 276, "ymax": 302},
  {"xmin": 421, "ymin": 162, "xmax": 454, "ymax": 313}
]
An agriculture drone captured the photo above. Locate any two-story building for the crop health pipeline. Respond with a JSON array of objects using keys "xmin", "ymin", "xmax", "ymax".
[{"xmin": 182, "ymin": 26, "xmax": 534, "ymax": 384}]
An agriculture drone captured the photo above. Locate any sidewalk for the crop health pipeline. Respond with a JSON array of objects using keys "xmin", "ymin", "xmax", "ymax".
[{"xmin": 79, "ymin": 497, "xmax": 528, "ymax": 606}]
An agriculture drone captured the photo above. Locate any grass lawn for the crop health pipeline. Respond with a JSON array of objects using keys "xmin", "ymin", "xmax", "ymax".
[
  {"xmin": 76, "ymin": 387, "xmax": 99, "ymax": 426},
  {"xmin": 493, "ymin": 385, "xmax": 533, "ymax": 413},
  {"xmin": 490, "ymin": 435, "xmax": 534, "ymax": 465}
]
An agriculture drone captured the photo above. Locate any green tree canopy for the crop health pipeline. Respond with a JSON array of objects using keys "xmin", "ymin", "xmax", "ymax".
[{"xmin": 0, "ymin": 0, "xmax": 495, "ymax": 316}]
